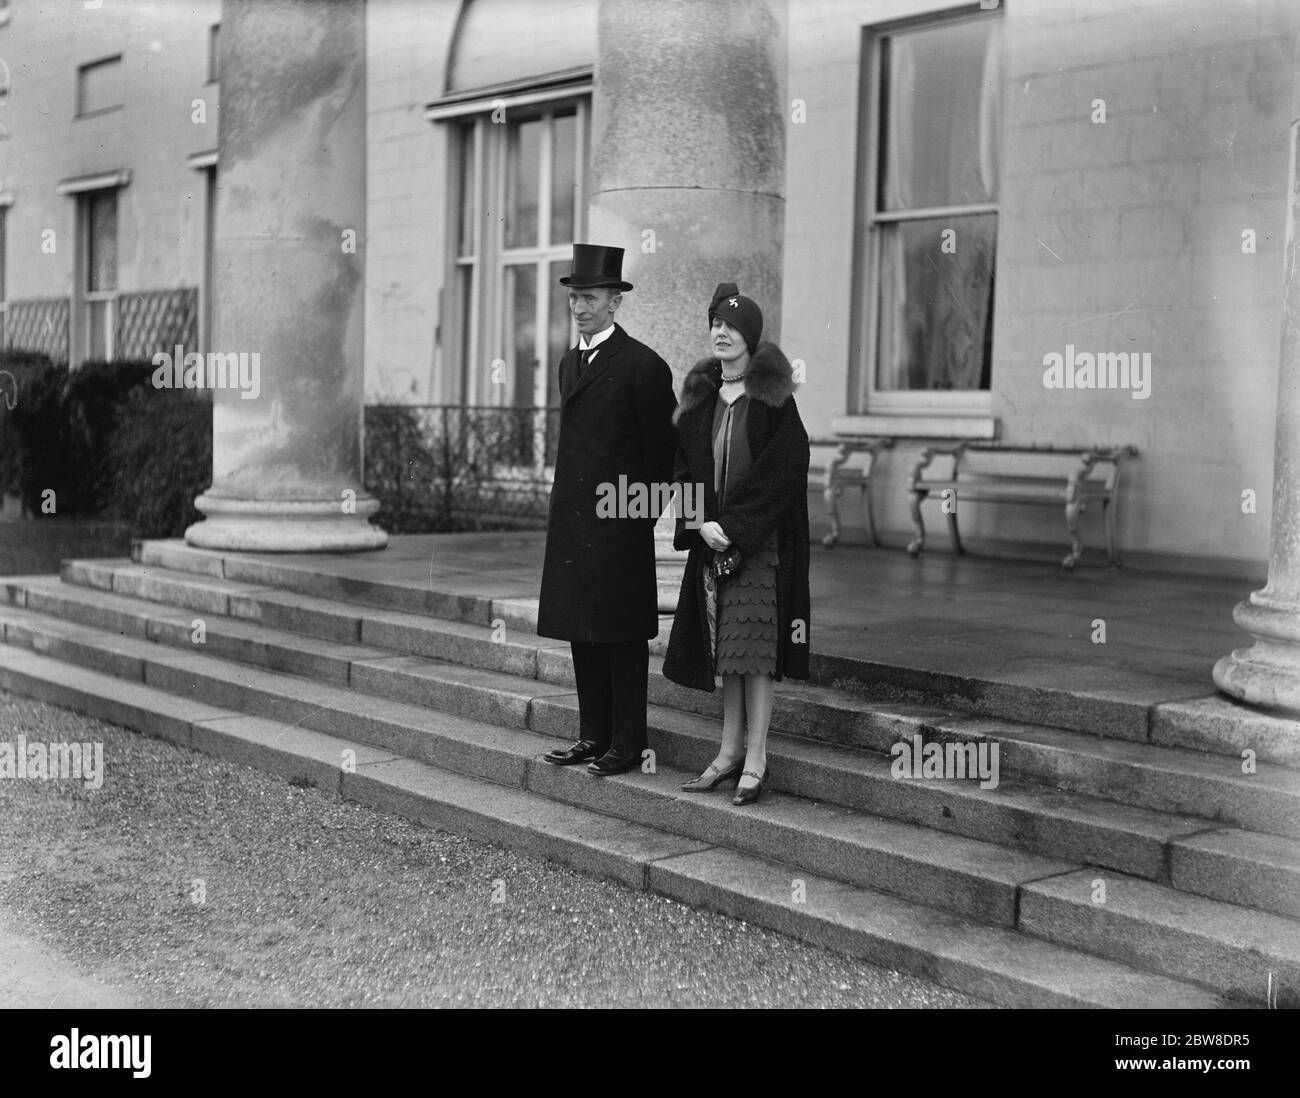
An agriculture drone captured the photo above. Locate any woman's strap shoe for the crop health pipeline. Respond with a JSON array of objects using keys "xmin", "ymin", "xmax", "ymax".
[
  {"xmin": 732, "ymin": 768, "xmax": 768, "ymax": 806},
  {"xmin": 680, "ymin": 759, "xmax": 744, "ymax": 792}
]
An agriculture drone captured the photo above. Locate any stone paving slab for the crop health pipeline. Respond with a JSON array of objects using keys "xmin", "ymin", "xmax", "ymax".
[
  {"xmin": 134, "ymin": 534, "xmax": 1253, "ymax": 693},
  {"xmin": 1170, "ymin": 827, "xmax": 1300, "ymax": 920},
  {"xmin": 1019, "ymin": 868, "xmax": 1300, "ymax": 1006},
  {"xmin": 1153, "ymin": 694, "xmax": 1300, "ymax": 769},
  {"xmin": 646, "ymin": 848, "xmax": 1228, "ymax": 1009}
]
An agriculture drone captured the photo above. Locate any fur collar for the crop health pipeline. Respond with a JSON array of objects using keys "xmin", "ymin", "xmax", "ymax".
[{"xmin": 674, "ymin": 341, "xmax": 796, "ymax": 425}]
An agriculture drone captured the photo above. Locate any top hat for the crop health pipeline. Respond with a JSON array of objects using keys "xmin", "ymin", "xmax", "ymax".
[{"xmin": 559, "ymin": 243, "xmax": 634, "ymax": 292}]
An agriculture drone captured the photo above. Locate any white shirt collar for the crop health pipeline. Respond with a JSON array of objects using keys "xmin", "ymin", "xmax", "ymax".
[{"xmin": 579, "ymin": 324, "xmax": 616, "ymax": 352}]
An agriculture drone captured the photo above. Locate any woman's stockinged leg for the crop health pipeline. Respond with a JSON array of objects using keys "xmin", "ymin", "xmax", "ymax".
[
  {"xmin": 738, "ymin": 672, "xmax": 774, "ymax": 791},
  {"xmin": 715, "ymin": 673, "xmax": 747, "ymax": 768},
  {"xmin": 681, "ymin": 674, "xmax": 748, "ymax": 790}
]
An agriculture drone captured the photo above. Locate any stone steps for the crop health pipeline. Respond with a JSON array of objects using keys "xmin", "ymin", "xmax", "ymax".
[
  {"xmin": 0, "ymin": 604, "xmax": 1082, "ymax": 929},
  {"xmin": 3, "ymin": 575, "xmax": 1220, "ymax": 891},
  {"xmin": 9, "ymin": 569, "xmax": 1300, "ymax": 925},
  {"xmin": 33, "ymin": 563, "xmax": 1300, "ymax": 845},
  {"xmin": 0, "ymin": 642, "xmax": 1237, "ymax": 1009},
  {"xmin": 130, "ymin": 539, "xmax": 1300, "ymax": 769},
  {"xmin": 2, "ymin": 587, "xmax": 1299, "ymax": 1006}
]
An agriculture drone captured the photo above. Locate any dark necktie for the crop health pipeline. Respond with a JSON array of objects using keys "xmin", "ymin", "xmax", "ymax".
[{"xmin": 578, "ymin": 346, "xmax": 594, "ymax": 378}]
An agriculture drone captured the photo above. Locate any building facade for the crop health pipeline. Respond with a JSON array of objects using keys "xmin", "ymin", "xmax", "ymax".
[
  {"xmin": 0, "ymin": 0, "xmax": 1293, "ymax": 576},
  {"xmin": 0, "ymin": 0, "xmax": 220, "ymax": 367}
]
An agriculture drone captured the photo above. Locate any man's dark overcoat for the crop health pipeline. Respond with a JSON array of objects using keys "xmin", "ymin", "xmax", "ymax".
[
  {"xmin": 537, "ymin": 322, "xmax": 677, "ymax": 643},
  {"xmin": 662, "ymin": 341, "xmax": 811, "ymax": 691}
]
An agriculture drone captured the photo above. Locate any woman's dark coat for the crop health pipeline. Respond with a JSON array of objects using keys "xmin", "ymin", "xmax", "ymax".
[
  {"xmin": 662, "ymin": 341, "xmax": 811, "ymax": 691},
  {"xmin": 537, "ymin": 322, "xmax": 678, "ymax": 643}
]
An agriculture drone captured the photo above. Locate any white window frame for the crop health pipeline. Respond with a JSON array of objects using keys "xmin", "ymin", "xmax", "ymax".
[
  {"xmin": 77, "ymin": 187, "xmax": 120, "ymax": 365},
  {"xmin": 438, "ymin": 88, "xmax": 589, "ymax": 410},
  {"xmin": 853, "ymin": 5, "xmax": 1001, "ymax": 418},
  {"xmin": 431, "ymin": 80, "xmax": 590, "ymax": 478},
  {"xmin": 75, "ymin": 54, "xmax": 124, "ymax": 119}
]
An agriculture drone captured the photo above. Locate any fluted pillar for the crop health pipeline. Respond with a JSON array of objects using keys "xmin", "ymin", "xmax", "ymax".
[
  {"xmin": 1213, "ymin": 119, "xmax": 1300, "ymax": 714},
  {"xmin": 185, "ymin": 0, "xmax": 386, "ymax": 552},
  {"xmin": 590, "ymin": 0, "xmax": 788, "ymax": 609}
]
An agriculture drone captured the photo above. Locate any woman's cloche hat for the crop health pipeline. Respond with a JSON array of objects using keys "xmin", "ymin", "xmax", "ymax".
[{"xmin": 708, "ymin": 282, "xmax": 763, "ymax": 355}]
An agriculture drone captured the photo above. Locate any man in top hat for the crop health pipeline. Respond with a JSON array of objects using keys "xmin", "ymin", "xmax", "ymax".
[{"xmin": 538, "ymin": 244, "xmax": 678, "ymax": 776}]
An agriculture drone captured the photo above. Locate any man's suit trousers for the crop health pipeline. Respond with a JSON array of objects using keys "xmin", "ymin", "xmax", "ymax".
[{"xmin": 570, "ymin": 639, "xmax": 649, "ymax": 756}]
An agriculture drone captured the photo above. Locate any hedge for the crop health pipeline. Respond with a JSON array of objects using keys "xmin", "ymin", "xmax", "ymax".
[{"xmin": 0, "ymin": 352, "xmax": 211, "ymax": 536}]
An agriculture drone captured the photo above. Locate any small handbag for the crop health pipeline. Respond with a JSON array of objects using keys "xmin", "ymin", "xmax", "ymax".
[{"xmin": 710, "ymin": 545, "xmax": 742, "ymax": 580}]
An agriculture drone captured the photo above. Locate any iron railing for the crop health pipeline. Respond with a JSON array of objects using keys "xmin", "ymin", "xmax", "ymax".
[{"xmin": 364, "ymin": 404, "xmax": 560, "ymax": 533}]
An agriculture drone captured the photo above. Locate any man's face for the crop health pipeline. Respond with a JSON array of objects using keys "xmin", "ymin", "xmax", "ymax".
[{"xmin": 570, "ymin": 288, "xmax": 620, "ymax": 338}]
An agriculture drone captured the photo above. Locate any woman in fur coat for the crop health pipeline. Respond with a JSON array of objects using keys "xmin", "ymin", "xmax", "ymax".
[{"xmin": 663, "ymin": 282, "xmax": 811, "ymax": 806}]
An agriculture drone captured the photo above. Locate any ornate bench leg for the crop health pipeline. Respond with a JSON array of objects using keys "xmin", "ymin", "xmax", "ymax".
[
  {"xmin": 944, "ymin": 491, "xmax": 965, "ymax": 555},
  {"xmin": 862, "ymin": 485, "xmax": 878, "ymax": 547},
  {"xmin": 821, "ymin": 443, "xmax": 853, "ymax": 548},
  {"xmin": 822, "ymin": 480, "xmax": 842, "ymax": 548},
  {"xmin": 1063, "ymin": 498, "xmax": 1084, "ymax": 570},
  {"xmin": 907, "ymin": 490, "xmax": 926, "ymax": 556}
]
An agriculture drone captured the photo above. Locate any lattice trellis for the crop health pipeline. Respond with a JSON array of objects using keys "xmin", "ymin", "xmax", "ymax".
[
  {"xmin": 3, "ymin": 297, "xmax": 70, "ymax": 364},
  {"xmin": 1, "ymin": 288, "xmax": 197, "ymax": 365},
  {"xmin": 116, "ymin": 287, "xmax": 198, "ymax": 361}
]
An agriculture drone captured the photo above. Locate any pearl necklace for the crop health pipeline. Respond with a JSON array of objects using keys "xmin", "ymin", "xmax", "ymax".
[{"xmin": 720, "ymin": 372, "xmax": 746, "ymax": 383}]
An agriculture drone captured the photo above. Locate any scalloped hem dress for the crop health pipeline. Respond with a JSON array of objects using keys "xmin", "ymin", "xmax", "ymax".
[{"xmin": 711, "ymin": 389, "xmax": 779, "ymax": 678}]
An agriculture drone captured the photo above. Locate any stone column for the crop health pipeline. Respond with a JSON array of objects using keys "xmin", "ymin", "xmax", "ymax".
[
  {"xmin": 185, "ymin": 0, "xmax": 387, "ymax": 552},
  {"xmin": 588, "ymin": 0, "xmax": 788, "ymax": 609},
  {"xmin": 1213, "ymin": 119, "xmax": 1300, "ymax": 714}
]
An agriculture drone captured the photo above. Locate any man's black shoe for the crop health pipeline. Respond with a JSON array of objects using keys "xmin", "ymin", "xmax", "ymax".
[
  {"xmin": 587, "ymin": 748, "xmax": 643, "ymax": 777},
  {"xmin": 544, "ymin": 739, "xmax": 605, "ymax": 766}
]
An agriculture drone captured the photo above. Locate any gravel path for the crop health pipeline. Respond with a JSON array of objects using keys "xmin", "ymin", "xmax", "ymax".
[{"xmin": 0, "ymin": 691, "xmax": 992, "ymax": 1008}]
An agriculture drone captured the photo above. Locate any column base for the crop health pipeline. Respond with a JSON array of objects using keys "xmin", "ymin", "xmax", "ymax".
[
  {"xmin": 185, "ymin": 492, "xmax": 389, "ymax": 552},
  {"xmin": 1212, "ymin": 594, "xmax": 1300, "ymax": 715}
]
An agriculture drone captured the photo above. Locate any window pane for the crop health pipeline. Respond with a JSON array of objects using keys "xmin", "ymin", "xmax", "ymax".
[
  {"xmin": 87, "ymin": 191, "xmax": 117, "ymax": 292},
  {"xmin": 504, "ymin": 116, "xmax": 541, "ymax": 249},
  {"xmin": 208, "ymin": 25, "xmax": 220, "ymax": 83},
  {"xmin": 458, "ymin": 123, "xmax": 475, "ymax": 258},
  {"xmin": 505, "ymin": 263, "xmax": 537, "ymax": 409},
  {"xmin": 503, "ymin": 263, "xmax": 539, "ymax": 466},
  {"xmin": 458, "ymin": 264, "xmax": 475, "ymax": 402},
  {"xmin": 876, "ymin": 214, "xmax": 995, "ymax": 391},
  {"xmin": 0, "ymin": 208, "xmax": 6, "ymax": 301},
  {"xmin": 547, "ymin": 261, "xmax": 572, "ymax": 406},
  {"xmin": 545, "ymin": 264, "xmax": 571, "ymax": 464},
  {"xmin": 78, "ymin": 56, "xmax": 124, "ymax": 115},
  {"xmin": 879, "ymin": 19, "xmax": 1000, "ymax": 211},
  {"xmin": 550, "ymin": 110, "xmax": 577, "ymax": 245}
]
